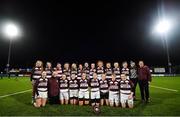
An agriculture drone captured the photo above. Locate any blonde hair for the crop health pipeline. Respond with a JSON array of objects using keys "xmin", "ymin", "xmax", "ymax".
[
  {"xmin": 35, "ymin": 60, "xmax": 43, "ymax": 71},
  {"xmin": 97, "ymin": 60, "xmax": 103, "ymax": 67}
]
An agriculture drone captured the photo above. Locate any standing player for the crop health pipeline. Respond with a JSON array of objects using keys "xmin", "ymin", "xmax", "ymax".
[
  {"xmin": 71, "ymin": 63, "xmax": 78, "ymax": 77},
  {"xmin": 54, "ymin": 63, "xmax": 63, "ymax": 79},
  {"xmin": 83, "ymin": 62, "xmax": 90, "ymax": 79},
  {"xmin": 105, "ymin": 63, "xmax": 113, "ymax": 81},
  {"xmin": 119, "ymin": 74, "xmax": 134, "ymax": 108},
  {"xmin": 77, "ymin": 64, "xmax": 83, "ymax": 81},
  {"xmin": 59, "ymin": 74, "xmax": 69, "ymax": 105},
  {"xmin": 129, "ymin": 61, "xmax": 138, "ymax": 100},
  {"xmin": 63, "ymin": 63, "xmax": 71, "ymax": 80},
  {"xmin": 121, "ymin": 61, "xmax": 130, "ymax": 79},
  {"xmin": 79, "ymin": 73, "xmax": 89, "ymax": 106},
  {"xmin": 113, "ymin": 62, "xmax": 121, "ymax": 82},
  {"xmin": 96, "ymin": 61, "xmax": 104, "ymax": 80},
  {"xmin": 90, "ymin": 73, "xmax": 100, "ymax": 106},
  {"xmin": 109, "ymin": 74, "xmax": 119, "ymax": 107},
  {"xmin": 100, "ymin": 74, "xmax": 109, "ymax": 106},
  {"xmin": 89, "ymin": 63, "xmax": 96, "ymax": 80},
  {"xmin": 69, "ymin": 74, "xmax": 79, "ymax": 105},
  {"xmin": 45, "ymin": 62, "xmax": 53, "ymax": 79},
  {"xmin": 33, "ymin": 71, "xmax": 48, "ymax": 108},
  {"xmin": 31, "ymin": 60, "xmax": 43, "ymax": 103}
]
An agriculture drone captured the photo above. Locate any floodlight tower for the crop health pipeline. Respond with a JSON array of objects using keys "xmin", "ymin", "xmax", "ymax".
[
  {"xmin": 154, "ymin": 19, "xmax": 172, "ymax": 74},
  {"xmin": 2, "ymin": 22, "xmax": 21, "ymax": 74}
]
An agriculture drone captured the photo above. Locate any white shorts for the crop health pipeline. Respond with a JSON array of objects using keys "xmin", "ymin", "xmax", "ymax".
[
  {"xmin": 120, "ymin": 93, "xmax": 133, "ymax": 105},
  {"xmin": 60, "ymin": 90, "xmax": 69, "ymax": 100},
  {"xmin": 79, "ymin": 90, "xmax": 89, "ymax": 99},
  {"xmin": 35, "ymin": 91, "xmax": 48, "ymax": 99},
  {"xmin": 109, "ymin": 91, "xmax": 119, "ymax": 104},
  {"xmin": 91, "ymin": 91, "xmax": 100, "ymax": 99},
  {"xmin": 69, "ymin": 90, "xmax": 78, "ymax": 98}
]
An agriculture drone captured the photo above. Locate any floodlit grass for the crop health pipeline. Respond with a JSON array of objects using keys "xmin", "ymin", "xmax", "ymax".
[{"xmin": 0, "ymin": 77, "xmax": 180, "ymax": 116}]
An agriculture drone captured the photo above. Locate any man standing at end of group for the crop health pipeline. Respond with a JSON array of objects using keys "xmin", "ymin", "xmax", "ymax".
[{"xmin": 138, "ymin": 61, "xmax": 152, "ymax": 103}]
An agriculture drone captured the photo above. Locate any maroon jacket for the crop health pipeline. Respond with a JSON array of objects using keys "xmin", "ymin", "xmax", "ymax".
[
  {"xmin": 138, "ymin": 65, "xmax": 152, "ymax": 82},
  {"xmin": 48, "ymin": 77, "xmax": 59, "ymax": 97}
]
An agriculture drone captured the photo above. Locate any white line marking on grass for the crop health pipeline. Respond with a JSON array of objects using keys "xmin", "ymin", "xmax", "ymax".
[
  {"xmin": 0, "ymin": 89, "xmax": 32, "ymax": 99},
  {"xmin": 150, "ymin": 85, "xmax": 178, "ymax": 92}
]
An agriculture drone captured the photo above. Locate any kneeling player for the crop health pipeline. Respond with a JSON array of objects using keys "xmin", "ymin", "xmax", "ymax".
[
  {"xmin": 69, "ymin": 74, "xmax": 79, "ymax": 105},
  {"xmin": 34, "ymin": 71, "xmax": 48, "ymax": 108},
  {"xmin": 119, "ymin": 74, "xmax": 134, "ymax": 108},
  {"xmin": 79, "ymin": 73, "xmax": 89, "ymax": 106},
  {"xmin": 90, "ymin": 73, "xmax": 100, "ymax": 106},
  {"xmin": 59, "ymin": 74, "xmax": 69, "ymax": 105},
  {"xmin": 100, "ymin": 74, "xmax": 109, "ymax": 106},
  {"xmin": 109, "ymin": 74, "xmax": 119, "ymax": 107}
]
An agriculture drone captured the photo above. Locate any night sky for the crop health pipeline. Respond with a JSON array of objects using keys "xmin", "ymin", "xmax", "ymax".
[{"xmin": 0, "ymin": 0, "xmax": 180, "ymax": 70}]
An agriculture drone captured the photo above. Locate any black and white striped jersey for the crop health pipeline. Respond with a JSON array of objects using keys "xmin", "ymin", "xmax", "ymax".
[
  {"xmin": 71, "ymin": 69, "xmax": 78, "ymax": 77},
  {"xmin": 54, "ymin": 67, "xmax": 63, "ymax": 78},
  {"xmin": 63, "ymin": 69, "xmax": 71, "ymax": 80},
  {"xmin": 96, "ymin": 67, "xmax": 104, "ymax": 79},
  {"xmin": 89, "ymin": 68, "xmax": 96, "ymax": 79},
  {"xmin": 90, "ymin": 79, "xmax": 100, "ymax": 92},
  {"xmin": 69, "ymin": 79, "xmax": 79, "ymax": 90},
  {"xmin": 119, "ymin": 79, "xmax": 133, "ymax": 95},
  {"xmin": 100, "ymin": 79, "xmax": 109, "ymax": 93},
  {"xmin": 121, "ymin": 68, "xmax": 130, "ymax": 79},
  {"xmin": 45, "ymin": 67, "xmax": 53, "ymax": 79},
  {"xmin": 83, "ymin": 67, "xmax": 90, "ymax": 79},
  {"xmin": 79, "ymin": 79, "xmax": 89, "ymax": 91},
  {"xmin": 113, "ymin": 67, "xmax": 121, "ymax": 81},
  {"xmin": 31, "ymin": 67, "xmax": 43, "ymax": 81},
  {"xmin": 77, "ymin": 68, "xmax": 83, "ymax": 80},
  {"xmin": 109, "ymin": 80, "xmax": 119, "ymax": 92},
  {"xmin": 105, "ymin": 68, "xmax": 113, "ymax": 80},
  {"xmin": 35, "ymin": 77, "xmax": 48, "ymax": 92},
  {"xmin": 59, "ymin": 79, "xmax": 69, "ymax": 90}
]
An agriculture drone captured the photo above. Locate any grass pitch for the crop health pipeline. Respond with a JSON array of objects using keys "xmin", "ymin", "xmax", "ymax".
[{"xmin": 0, "ymin": 76, "xmax": 180, "ymax": 116}]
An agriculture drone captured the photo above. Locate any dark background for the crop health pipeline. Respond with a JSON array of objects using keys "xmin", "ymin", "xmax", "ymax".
[{"xmin": 0, "ymin": 0, "xmax": 180, "ymax": 70}]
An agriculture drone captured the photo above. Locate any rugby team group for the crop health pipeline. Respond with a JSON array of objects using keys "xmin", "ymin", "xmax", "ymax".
[{"xmin": 31, "ymin": 60, "xmax": 151, "ymax": 108}]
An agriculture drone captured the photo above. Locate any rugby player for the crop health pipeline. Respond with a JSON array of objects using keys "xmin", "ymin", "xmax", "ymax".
[
  {"xmin": 59, "ymin": 74, "xmax": 69, "ymax": 105},
  {"xmin": 54, "ymin": 63, "xmax": 63, "ymax": 79},
  {"xmin": 83, "ymin": 62, "xmax": 90, "ymax": 79},
  {"xmin": 79, "ymin": 73, "xmax": 89, "ymax": 106},
  {"xmin": 89, "ymin": 63, "xmax": 96, "ymax": 80},
  {"xmin": 105, "ymin": 63, "xmax": 113, "ymax": 81},
  {"xmin": 113, "ymin": 62, "xmax": 121, "ymax": 81},
  {"xmin": 100, "ymin": 74, "xmax": 109, "ymax": 106},
  {"xmin": 71, "ymin": 63, "xmax": 78, "ymax": 77},
  {"xmin": 31, "ymin": 60, "xmax": 43, "ymax": 103},
  {"xmin": 69, "ymin": 74, "xmax": 79, "ymax": 105},
  {"xmin": 119, "ymin": 74, "xmax": 134, "ymax": 108},
  {"xmin": 77, "ymin": 64, "xmax": 83, "ymax": 81},
  {"xmin": 96, "ymin": 61, "xmax": 104, "ymax": 80},
  {"xmin": 90, "ymin": 73, "xmax": 100, "ymax": 106},
  {"xmin": 109, "ymin": 74, "xmax": 119, "ymax": 107},
  {"xmin": 45, "ymin": 62, "xmax": 53, "ymax": 79},
  {"xmin": 121, "ymin": 61, "xmax": 130, "ymax": 79},
  {"xmin": 63, "ymin": 63, "xmax": 71, "ymax": 80},
  {"xmin": 34, "ymin": 71, "xmax": 48, "ymax": 108}
]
